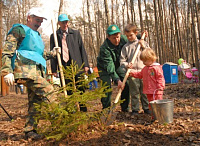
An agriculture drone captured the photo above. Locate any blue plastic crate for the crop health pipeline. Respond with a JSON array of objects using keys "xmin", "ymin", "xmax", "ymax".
[{"xmin": 162, "ymin": 62, "xmax": 178, "ymax": 84}]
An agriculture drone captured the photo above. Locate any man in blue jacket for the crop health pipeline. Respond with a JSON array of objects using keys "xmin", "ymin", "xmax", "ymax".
[{"xmin": 1, "ymin": 7, "xmax": 57, "ymax": 140}]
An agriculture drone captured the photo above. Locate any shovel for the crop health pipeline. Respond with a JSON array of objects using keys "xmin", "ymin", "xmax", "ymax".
[
  {"xmin": 103, "ymin": 33, "xmax": 146, "ymax": 125},
  {"xmin": 51, "ymin": 19, "xmax": 68, "ymax": 98},
  {"xmin": 0, "ymin": 102, "xmax": 13, "ymax": 120}
]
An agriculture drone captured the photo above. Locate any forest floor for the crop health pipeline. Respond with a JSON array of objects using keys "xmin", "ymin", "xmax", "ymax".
[{"xmin": 0, "ymin": 82, "xmax": 200, "ymax": 145}]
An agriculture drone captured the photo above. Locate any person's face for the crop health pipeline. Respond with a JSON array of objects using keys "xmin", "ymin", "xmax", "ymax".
[
  {"xmin": 58, "ymin": 21, "xmax": 69, "ymax": 31},
  {"xmin": 143, "ymin": 59, "xmax": 154, "ymax": 66},
  {"xmin": 27, "ymin": 15, "xmax": 44, "ymax": 31},
  {"xmin": 89, "ymin": 63, "xmax": 93, "ymax": 68},
  {"xmin": 107, "ymin": 33, "xmax": 121, "ymax": 46},
  {"xmin": 125, "ymin": 31, "xmax": 138, "ymax": 42}
]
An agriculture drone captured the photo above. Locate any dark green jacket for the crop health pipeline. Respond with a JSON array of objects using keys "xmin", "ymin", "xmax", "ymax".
[{"xmin": 97, "ymin": 35, "xmax": 127, "ymax": 82}]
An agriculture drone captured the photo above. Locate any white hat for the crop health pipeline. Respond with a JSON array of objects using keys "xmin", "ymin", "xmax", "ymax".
[{"xmin": 27, "ymin": 7, "xmax": 47, "ymax": 20}]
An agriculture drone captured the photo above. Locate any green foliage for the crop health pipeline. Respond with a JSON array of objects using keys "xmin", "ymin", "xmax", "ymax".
[{"xmin": 34, "ymin": 61, "xmax": 111, "ymax": 140}]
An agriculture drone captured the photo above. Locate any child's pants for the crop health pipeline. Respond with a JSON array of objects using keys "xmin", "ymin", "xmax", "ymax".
[{"xmin": 147, "ymin": 94, "xmax": 163, "ymax": 110}]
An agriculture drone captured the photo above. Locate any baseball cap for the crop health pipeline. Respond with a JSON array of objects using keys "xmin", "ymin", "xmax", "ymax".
[
  {"xmin": 27, "ymin": 7, "xmax": 47, "ymax": 20},
  {"xmin": 58, "ymin": 14, "xmax": 70, "ymax": 22},
  {"xmin": 106, "ymin": 24, "xmax": 121, "ymax": 35}
]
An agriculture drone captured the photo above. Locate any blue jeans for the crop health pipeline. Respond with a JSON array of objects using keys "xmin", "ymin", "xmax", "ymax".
[{"xmin": 89, "ymin": 80, "xmax": 98, "ymax": 90}]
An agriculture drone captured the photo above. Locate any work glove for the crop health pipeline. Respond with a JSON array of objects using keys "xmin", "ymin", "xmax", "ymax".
[
  {"xmin": 52, "ymin": 47, "xmax": 61, "ymax": 56},
  {"xmin": 4, "ymin": 73, "xmax": 15, "ymax": 86}
]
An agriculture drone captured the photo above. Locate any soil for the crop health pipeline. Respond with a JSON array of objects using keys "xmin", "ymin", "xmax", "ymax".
[{"xmin": 0, "ymin": 83, "xmax": 200, "ymax": 145}]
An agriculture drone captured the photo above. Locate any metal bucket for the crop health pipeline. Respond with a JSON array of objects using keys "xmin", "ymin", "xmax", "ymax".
[{"xmin": 150, "ymin": 99, "xmax": 174, "ymax": 124}]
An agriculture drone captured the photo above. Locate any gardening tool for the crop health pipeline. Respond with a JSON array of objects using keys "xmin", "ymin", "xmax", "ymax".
[
  {"xmin": 51, "ymin": 18, "xmax": 67, "ymax": 97},
  {"xmin": 103, "ymin": 32, "xmax": 146, "ymax": 125},
  {"xmin": 0, "ymin": 102, "xmax": 13, "ymax": 120}
]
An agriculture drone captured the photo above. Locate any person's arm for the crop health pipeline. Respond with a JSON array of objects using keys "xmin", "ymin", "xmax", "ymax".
[
  {"xmin": 120, "ymin": 45, "xmax": 129, "ymax": 70},
  {"xmin": 99, "ymin": 47, "xmax": 120, "ymax": 82},
  {"xmin": 129, "ymin": 70, "xmax": 143, "ymax": 79},
  {"xmin": 1, "ymin": 26, "xmax": 25, "ymax": 76},
  {"xmin": 50, "ymin": 33, "xmax": 58, "ymax": 74},
  {"xmin": 155, "ymin": 66, "xmax": 165, "ymax": 91},
  {"xmin": 77, "ymin": 31, "xmax": 89, "ymax": 72}
]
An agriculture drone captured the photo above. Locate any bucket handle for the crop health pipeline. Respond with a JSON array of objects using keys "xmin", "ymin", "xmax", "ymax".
[{"xmin": 153, "ymin": 89, "xmax": 159, "ymax": 101}]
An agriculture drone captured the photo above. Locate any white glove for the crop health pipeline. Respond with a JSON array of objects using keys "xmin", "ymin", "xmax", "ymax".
[
  {"xmin": 52, "ymin": 47, "xmax": 61, "ymax": 56},
  {"xmin": 4, "ymin": 73, "xmax": 15, "ymax": 86}
]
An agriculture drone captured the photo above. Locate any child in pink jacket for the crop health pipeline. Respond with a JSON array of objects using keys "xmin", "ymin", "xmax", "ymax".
[{"xmin": 129, "ymin": 48, "xmax": 165, "ymax": 113}]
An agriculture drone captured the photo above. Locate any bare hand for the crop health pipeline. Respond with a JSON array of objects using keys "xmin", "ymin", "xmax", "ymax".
[
  {"xmin": 127, "ymin": 62, "xmax": 133, "ymax": 69},
  {"xmin": 53, "ymin": 73, "xmax": 58, "ymax": 77},
  {"xmin": 52, "ymin": 47, "xmax": 61, "ymax": 56},
  {"xmin": 129, "ymin": 71, "xmax": 134, "ymax": 77},
  {"xmin": 117, "ymin": 80, "xmax": 125, "ymax": 90},
  {"xmin": 141, "ymin": 30, "xmax": 148, "ymax": 38},
  {"xmin": 84, "ymin": 67, "xmax": 89, "ymax": 73}
]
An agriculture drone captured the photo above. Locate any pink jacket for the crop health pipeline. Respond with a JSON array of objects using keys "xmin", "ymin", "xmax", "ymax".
[{"xmin": 130, "ymin": 63, "xmax": 165, "ymax": 95}]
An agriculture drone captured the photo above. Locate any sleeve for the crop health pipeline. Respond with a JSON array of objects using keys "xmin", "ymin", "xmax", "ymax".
[
  {"xmin": 50, "ymin": 33, "xmax": 58, "ymax": 73},
  {"xmin": 129, "ymin": 70, "xmax": 143, "ymax": 79},
  {"xmin": 99, "ymin": 47, "xmax": 120, "ymax": 82},
  {"xmin": 144, "ymin": 41, "xmax": 150, "ymax": 48},
  {"xmin": 140, "ymin": 41, "xmax": 150, "ymax": 50},
  {"xmin": 1, "ymin": 26, "xmax": 24, "ymax": 76},
  {"xmin": 155, "ymin": 66, "xmax": 165, "ymax": 90},
  {"xmin": 78, "ymin": 31, "xmax": 89, "ymax": 68},
  {"xmin": 120, "ymin": 45, "xmax": 128, "ymax": 70},
  {"xmin": 43, "ymin": 51, "xmax": 55, "ymax": 60}
]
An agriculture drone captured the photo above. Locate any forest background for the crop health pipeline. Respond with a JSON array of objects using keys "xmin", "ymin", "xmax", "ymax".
[{"xmin": 0, "ymin": 0, "xmax": 199, "ymax": 78}]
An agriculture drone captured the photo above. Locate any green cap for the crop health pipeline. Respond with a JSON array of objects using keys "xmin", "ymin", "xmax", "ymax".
[{"xmin": 106, "ymin": 24, "xmax": 121, "ymax": 35}]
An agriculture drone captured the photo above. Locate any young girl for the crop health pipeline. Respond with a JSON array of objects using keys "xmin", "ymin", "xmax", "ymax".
[{"xmin": 129, "ymin": 48, "xmax": 165, "ymax": 116}]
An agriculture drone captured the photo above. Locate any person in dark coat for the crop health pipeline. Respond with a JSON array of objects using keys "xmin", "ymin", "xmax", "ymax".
[{"xmin": 50, "ymin": 14, "xmax": 89, "ymax": 112}]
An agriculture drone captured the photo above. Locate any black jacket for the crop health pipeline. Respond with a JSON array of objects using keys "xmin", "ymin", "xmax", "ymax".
[{"xmin": 50, "ymin": 27, "xmax": 89, "ymax": 73}]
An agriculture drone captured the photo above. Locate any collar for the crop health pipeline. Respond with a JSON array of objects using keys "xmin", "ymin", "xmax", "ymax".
[
  {"xmin": 106, "ymin": 38, "xmax": 120, "ymax": 50},
  {"xmin": 61, "ymin": 29, "xmax": 68, "ymax": 34},
  {"xmin": 59, "ymin": 28, "xmax": 68, "ymax": 34},
  {"xmin": 128, "ymin": 38, "xmax": 138, "ymax": 43},
  {"xmin": 150, "ymin": 62, "xmax": 160, "ymax": 66}
]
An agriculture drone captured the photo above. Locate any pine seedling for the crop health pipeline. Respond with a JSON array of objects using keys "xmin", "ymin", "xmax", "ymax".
[{"xmin": 34, "ymin": 61, "xmax": 111, "ymax": 140}]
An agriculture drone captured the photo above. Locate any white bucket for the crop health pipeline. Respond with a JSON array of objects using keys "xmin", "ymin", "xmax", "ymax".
[{"xmin": 150, "ymin": 99, "xmax": 174, "ymax": 124}]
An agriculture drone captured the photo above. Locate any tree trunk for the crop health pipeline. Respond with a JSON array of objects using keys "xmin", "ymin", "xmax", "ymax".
[
  {"xmin": 144, "ymin": 0, "xmax": 151, "ymax": 47},
  {"xmin": 130, "ymin": 0, "xmax": 134, "ymax": 24},
  {"xmin": 0, "ymin": 0, "xmax": 2, "ymax": 67},
  {"xmin": 125, "ymin": 0, "xmax": 130, "ymax": 24},
  {"xmin": 111, "ymin": 0, "xmax": 114, "ymax": 24},
  {"xmin": 138, "ymin": 0, "xmax": 144, "ymax": 31},
  {"xmin": 153, "ymin": 0, "xmax": 161, "ymax": 63},
  {"xmin": 104, "ymin": 0, "xmax": 111, "ymax": 27},
  {"xmin": 58, "ymin": 0, "xmax": 64, "ymax": 14},
  {"xmin": 163, "ymin": 0, "xmax": 170, "ymax": 62},
  {"xmin": 190, "ymin": 0, "xmax": 199, "ymax": 80},
  {"xmin": 122, "ymin": 2, "xmax": 125, "ymax": 30},
  {"xmin": 17, "ymin": 0, "xmax": 21, "ymax": 23},
  {"xmin": 171, "ymin": 0, "xmax": 183, "ymax": 58},
  {"xmin": 116, "ymin": 0, "xmax": 120, "ymax": 26},
  {"xmin": 157, "ymin": 0, "xmax": 165, "ymax": 64},
  {"xmin": 175, "ymin": 0, "xmax": 184, "ymax": 59},
  {"xmin": 194, "ymin": 0, "xmax": 200, "ymax": 58},
  {"xmin": 87, "ymin": 0, "xmax": 97, "ymax": 64}
]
